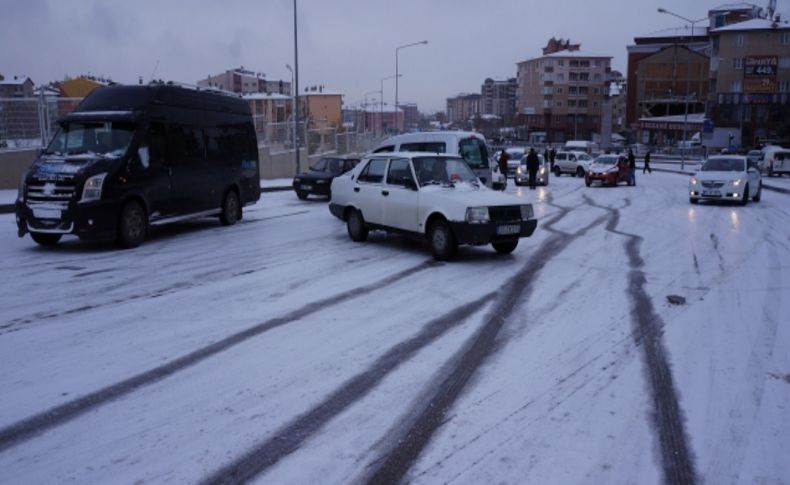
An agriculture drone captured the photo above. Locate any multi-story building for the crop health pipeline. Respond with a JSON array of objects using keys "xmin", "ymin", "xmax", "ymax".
[
  {"xmin": 197, "ymin": 67, "xmax": 291, "ymax": 95},
  {"xmin": 709, "ymin": 15, "xmax": 790, "ymax": 146},
  {"xmin": 0, "ymin": 75, "xmax": 34, "ymax": 98},
  {"xmin": 446, "ymin": 93, "xmax": 482, "ymax": 123},
  {"xmin": 397, "ymin": 103, "xmax": 420, "ymax": 130},
  {"xmin": 481, "ymin": 78, "xmax": 517, "ymax": 118},
  {"xmin": 300, "ymin": 87, "xmax": 343, "ymax": 129},
  {"xmin": 516, "ymin": 39, "xmax": 612, "ymax": 142}
]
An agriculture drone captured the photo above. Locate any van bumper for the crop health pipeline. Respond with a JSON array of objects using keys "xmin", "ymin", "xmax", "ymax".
[{"xmin": 16, "ymin": 199, "xmax": 122, "ymax": 240}]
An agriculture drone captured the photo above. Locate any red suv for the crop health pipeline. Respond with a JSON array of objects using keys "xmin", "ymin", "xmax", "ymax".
[{"xmin": 585, "ymin": 155, "xmax": 631, "ymax": 187}]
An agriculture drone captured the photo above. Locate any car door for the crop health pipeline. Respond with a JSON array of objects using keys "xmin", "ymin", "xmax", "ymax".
[
  {"xmin": 382, "ymin": 157, "xmax": 420, "ymax": 232},
  {"xmin": 556, "ymin": 153, "xmax": 567, "ymax": 171},
  {"xmin": 746, "ymin": 161, "xmax": 761, "ymax": 191},
  {"xmin": 352, "ymin": 158, "xmax": 387, "ymax": 225}
]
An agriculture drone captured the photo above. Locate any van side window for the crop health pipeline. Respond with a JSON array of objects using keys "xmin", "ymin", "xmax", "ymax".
[
  {"xmin": 147, "ymin": 122, "xmax": 167, "ymax": 167},
  {"xmin": 373, "ymin": 145, "xmax": 395, "ymax": 153},
  {"xmin": 386, "ymin": 158, "xmax": 414, "ymax": 186},
  {"xmin": 358, "ymin": 159, "xmax": 387, "ymax": 183},
  {"xmin": 401, "ymin": 142, "xmax": 445, "ymax": 153},
  {"xmin": 168, "ymin": 124, "xmax": 204, "ymax": 161}
]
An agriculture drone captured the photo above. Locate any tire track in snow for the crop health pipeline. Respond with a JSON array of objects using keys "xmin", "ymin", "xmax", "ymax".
[
  {"xmin": 360, "ymin": 203, "xmax": 611, "ymax": 485},
  {"xmin": 582, "ymin": 194, "xmax": 697, "ymax": 485},
  {"xmin": 0, "ymin": 260, "xmax": 436, "ymax": 453}
]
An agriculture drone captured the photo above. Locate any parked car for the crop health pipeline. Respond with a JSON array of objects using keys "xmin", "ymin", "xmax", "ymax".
[
  {"xmin": 514, "ymin": 153, "xmax": 550, "ymax": 186},
  {"xmin": 761, "ymin": 145, "xmax": 790, "ymax": 177},
  {"xmin": 563, "ymin": 140, "xmax": 600, "ymax": 156},
  {"xmin": 15, "ymin": 84, "xmax": 261, "ymax": 248},
  {"xmin": 552, "ymin": 150, "xmax": 594, "ymax": 177},
  {"xmin": 689, "ymin": 156, "xmax": 762, "ymax": 205},
  {"xmin": 371, "ymin": 131, "xmax": 506, "ymax": 190},
  {"xmin": 329, "ymin": 153, "xmax": 538, "ymax": 260},
  {"xmin": 292, "ymin": 156, "xmax": 359, "ymax": 199},
  {"xmin": 503, "ymin": 148, "xmax": 527, "ymax": 177},
  {"xmin": 585, "ymin": 154, "xmax": 631, "ymax": 187}
]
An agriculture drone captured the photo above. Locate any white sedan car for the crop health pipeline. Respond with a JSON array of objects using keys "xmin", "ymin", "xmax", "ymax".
[
  {"xmin": 689, "ymin": 156, "xmax": 762, "ymax": 205},
  {"xmin": 330, "ymin": 153, "xmax": 538, "ymax": 260}
]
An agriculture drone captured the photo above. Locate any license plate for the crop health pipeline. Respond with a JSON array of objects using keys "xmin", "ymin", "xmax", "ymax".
[
  {"xmin": 702, "ymin": 190, "xmax": 721, "ymax": 197},
  {"xmin": 33, "ymin": 208, "xmax": 61, "ymax": 219},
  {"xmin": 496, "ymin": 224, "xmax": 520, "ymax": 235},
  {"xmin": 300, "ymin": 184, "xmax": 312, "ymax": 190}
]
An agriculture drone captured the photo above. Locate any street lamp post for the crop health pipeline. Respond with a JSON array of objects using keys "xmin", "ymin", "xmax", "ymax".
[
  {"xmin": 292, "ymin": 0, "xmax": 301, "ymax": 174},
  {"xmin": 364, "ymin": 90, "xmax": 380, "ymax": 134},
  {"xmin": 286, "ymin": 64, "xmax": 297, "ymax": 166},
  {"xmin": 395, "ymin": 40, "xmax": 427, "ymax": 132},
  {"xmin": 380, "ymin": 75, "xmax": 401, "ymax": 135},
  {"xmin": 657, "ymin": 8, "xmax": 707, "ymax": 171}
]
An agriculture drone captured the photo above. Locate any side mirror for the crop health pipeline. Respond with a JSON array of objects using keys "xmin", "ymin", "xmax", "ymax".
[
  {"xmin": 138, "ymin": 147, "xmax": 150, "ymax": 168},
  {"xmin": 402, "ymin": 176, "xmax": 418, "ymax": 191}
]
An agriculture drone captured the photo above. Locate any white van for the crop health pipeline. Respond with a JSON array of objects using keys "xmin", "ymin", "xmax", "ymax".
[
  {"xmin": 563, "ymin": 140, "xmax": 600, "ymax": 156},
  {"xmin": 371, "ymin": 131, "xmax": 505, "ymax": 190},
  {"xmin": 761, "ymin": 145, "xmax": 790, "ymax": 177}
]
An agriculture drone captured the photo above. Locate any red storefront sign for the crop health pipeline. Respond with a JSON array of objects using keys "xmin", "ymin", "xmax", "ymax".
[{"xmin": 744, "ymin": 56, "xmax": 778, "ymax": 93}]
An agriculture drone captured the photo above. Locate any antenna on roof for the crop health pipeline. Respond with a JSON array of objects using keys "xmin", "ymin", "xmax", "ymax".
[{"xmin": 149, "ymin": 60, "xmax": 160, "ymax": 83}]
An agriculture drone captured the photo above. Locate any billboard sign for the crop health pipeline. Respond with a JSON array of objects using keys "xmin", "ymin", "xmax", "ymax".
[{"xmin": 743, "ymin": 56, "xmax": 778, "ymax": 93}]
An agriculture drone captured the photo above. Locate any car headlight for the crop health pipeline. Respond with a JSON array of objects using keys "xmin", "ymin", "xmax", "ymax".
[
  {"xmin": 690, "ymin": 177, "xmax": 698, "ymax": 185},
  {"xmin": 520, "ymin": 204, "xmax": 534, "ymax": 220},
  {"xmin": 730, "ymin": 178, "xmax": 741, "ymax": 187},
  {"xmin": 80, "ymin": 173, "xmax": 107, "ymax": 203},
  {"xmin": 17, "ymin": 173, "xmax": 27, "ymax": 201},
  {"xmin": 517, "ymin": 166, "xmax": 523, "ymax": 174},
  {"xmin": 465, "ymin": 206, "xmax": 489, "ymax": 224},
  {"xmin": 539, "ymin": 166, "xmax": 545, "ymax": 174},
  {"xmin": 294, "ymin": 177, "xmax": 301, "ymax": 183}
]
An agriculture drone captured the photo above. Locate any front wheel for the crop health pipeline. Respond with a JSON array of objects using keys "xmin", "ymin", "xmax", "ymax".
[
  {"xmin": 428, "ymin": 219, "xmax": 457, "ymax": 261},
  {"xmin": 752, "ymin": 183, "xmax": 761, "ymax": 202},
  {"xmin": 118, "ymin": 200, "xmax": 147, "ymax": 248},
  {"xmin": 492, "ymin": 240, "xmax": 518, "ymax": 254},
  {"xmin": 740, "ymin": 185, "xmax": 749, "ymax": 206},
  {"xmin": 220, "ymin": 190, "xmax": 241, "ymax": 225},
  {"xmin": 31, "ymin": 232, "xmax": 62, "ymax": 246},
  {"xmin": 576, "ymin": 167, "xmax": 585, "ymax": 178},
  {"xmin": 347, "ymin": 209, "xmax": 368, "ymax": 242},
  {"xmin": 689, "ymin": 197, "xmax": 699, "ymax": 204}
]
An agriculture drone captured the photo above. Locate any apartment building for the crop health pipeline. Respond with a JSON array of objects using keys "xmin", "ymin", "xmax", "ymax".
[
  {"xmin": 709, "ymin": 15, "xmax": 790, "ymax": 146},
  {"xmin": 516, "ymin": 39, "xmax": 612, "ymax": 142},
  {"xmin": 446, "ymin": 93, "xmax": 482, "ymax": 123},
  {"xmin": 197, "ymin": 67, "xmax": 291, "ymax": 95},
  {"xmin": 481, "ymin": 78, "xmax": 517, "ymax": 118}
]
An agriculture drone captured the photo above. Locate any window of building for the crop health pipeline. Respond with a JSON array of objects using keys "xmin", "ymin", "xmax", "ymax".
[
  {"xmin": 567, "ymin": 99, "xmax": 577, "ymax": 107},
  {"xmin": 578, "ymin": 100, "xmax": 588, "ymax": 108},
  {"xmin": 783, "ymin": 33, "xmax": 790, "ymax": 45},
  {"xmin": 555, "ymin": 87, "xmax": 563, "ymax": 94},
  {"xmin": 558, "ymin": 60, "xmax": 564, "ymax": 66},
  {"xmin": 732, "ymin": 57, "xmax": 743, "ymax": 69},
  {"xmin": 556, "ymin": 73, "xmax": 565, "ymax": 81},
  {"xmin": 780, "ymin": 80, "xmax": 790, "ymax": 93},
  {"xmin": 730, "ymin": 80, "xmax": 742, "ymax": 92},
  {"xmin": 543, "ymin": 100, "xmax": 553, "ymax": 108},
  {"xmin": 568, "ymin": 86, "xmax": 578, "ymax": 95},
  {"xmin": 780, "ymin": 57, "xmax": 790, "ymax": 68},
  {"xmin": 735, "ymin": 34, "xmax": 745, "ymax": 46},
  {"xmin": 556, "ymin": 101, "xmax": 562, "ymax": 107},
  {"xmin": 591, "ymin": 73, "xmax": 599, "ymax": 81}
]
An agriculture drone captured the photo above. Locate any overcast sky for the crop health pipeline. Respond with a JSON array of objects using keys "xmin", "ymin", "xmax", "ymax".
[{"xmin": 1, "ymin": 0, "xmax": 787, "ymax": 112}]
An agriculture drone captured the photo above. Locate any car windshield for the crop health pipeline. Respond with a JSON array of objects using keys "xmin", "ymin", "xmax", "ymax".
[
  {"xmin": 45, "ymin": 121, "xmax": 135, "ymax": 158},
  {"xmin": 578, "ymin": 153, "xmax": 593, "ymax": 161},
  {"xmin": 413, "ymin": 156, "xmax": 478, "ymax": 186},
  {"xmin": 593, "ymin": 156, "xmax": 618, "ymax": 165},
  {"xmin": 310, "ymin": 158, "xmax": 344, "ymax": 174},
  {"xmin": 701, "ymin": 158, "xmax": 745, "ymax": 172}
]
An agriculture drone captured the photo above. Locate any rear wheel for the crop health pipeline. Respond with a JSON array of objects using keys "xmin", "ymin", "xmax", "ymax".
[
  {"xmin": 576, "ymin": 167, "xmax": 585, "ymax": 177},
  {"xmin": 347, "ymin": 209, "xmax": 368, "ymax": 242},
  {"xmin": 752, "ymin": 183, "xmax": 761, "ymax": 202},
  {"xmin": 689, "ymin": 198, "xmax": 699, "ymax": 204},
  {"xmin": 118, "ymin": 200, "xmax": 146, "ymax": 248},
  {"xmin": 492, "ymin": 240, "xmax": 518, "ymax": 254},
  {"xmin": 428, "ymin": 219, "xmax": 457, "ymax": 261},
  {"xmin": 31, "ymin": 232, "xmax": 62, "ymax": 246},
  {"xmin": 220, "ymin": 190, "xmax": 241, "ymax": 225},
  {"xmin": 553, "ymin": 166, "xmax": 561, "ymax": 177}
]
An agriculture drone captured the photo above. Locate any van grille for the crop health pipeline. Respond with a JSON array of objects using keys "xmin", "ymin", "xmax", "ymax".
[
  {"xmin": 26, "ymin": 182, "xmax": 76, "ymax": 205},
  {"xmin": 489, "ymin": 205, "xmax": 521, "ymax": 222}
]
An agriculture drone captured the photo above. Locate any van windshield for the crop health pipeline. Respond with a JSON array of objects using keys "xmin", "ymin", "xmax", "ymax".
[
  {"xmin": 458, "ymin": 137, "xmax": 489, "ymax": 169},
  {"xmin": 45, "ymin": 121, "xmax": 136, "ymax": 158},
  {"xmin": 413, "ymin": 156, "xmax": 478, "ymax": 186}
]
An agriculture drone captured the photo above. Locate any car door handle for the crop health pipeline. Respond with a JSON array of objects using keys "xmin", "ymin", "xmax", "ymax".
[
  {"xmin": 353, "ymin": 187, "xmax": 360, "ymax": 192},
  {"xmin": 381, "ymin": 190, "xmax": 389, "ymax": 196}
]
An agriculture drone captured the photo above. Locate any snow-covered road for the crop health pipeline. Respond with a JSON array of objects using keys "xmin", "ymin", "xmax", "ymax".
[{"xmin": 1, "ymin": 171, "xmax": 788, "ymax": 484}]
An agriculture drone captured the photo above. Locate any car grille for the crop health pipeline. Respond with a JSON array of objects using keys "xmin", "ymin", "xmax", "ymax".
[
  {"xmin": 489, "ymin": 205, "xmax": 521, "ymax": 222},
  {"xmin": 26, "ymin": 181, "xmax": 76, "ymax": 205},
  {"xmin": 701, "ymin": 181, "xmax": 724, "ymax": 189}
]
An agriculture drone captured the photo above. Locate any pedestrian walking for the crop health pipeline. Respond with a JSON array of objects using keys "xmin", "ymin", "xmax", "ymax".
[
  {"xmin": 628, "ymin": 148, "xmax": 637, "ymax": 186},
  {"xmin": 643, "ymin": 151, "xmax": 652, "ymax": 174},
  {"xmin": 497, "ymin": 150, "xmax": 509, "ymax": 185},
  {"xmin": 549, "ymin": 147, "xmax": 556, "ymax": 170},
  {"xmin": 543, "ymin": 147, "xmax": 550, "ymax": 166},
  {"xmin": 526, "ymin": 148, "xmax": 540, "ymax": 190}
]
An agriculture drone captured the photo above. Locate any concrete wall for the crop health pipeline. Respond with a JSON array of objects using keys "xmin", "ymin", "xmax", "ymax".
[{"xmin": 0, "ymin": 149, "xmax": 37, "ymax": 189}]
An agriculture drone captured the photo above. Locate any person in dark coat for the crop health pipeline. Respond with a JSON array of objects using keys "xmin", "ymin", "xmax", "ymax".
[
  {"xmin": 497, "ymin": 150, "xmax": 509, "ymax": 184},
  {"xmin": 526, "ymin": 148, "xmax": 540, "ymax": 190},
  {"xmin": 549, "ymin": 147, "xmax": 557, "ymax": 170},
  {"xmin": 643, "ymin": 150, "xmax": 652, "ymax": 174},
  {"xmin": 543, "ymin": 147, "xmax": 550, "ymax": 166},
  {"xmin": 628, "ymin": 148, "xmax": 637, "ymax": 186}
]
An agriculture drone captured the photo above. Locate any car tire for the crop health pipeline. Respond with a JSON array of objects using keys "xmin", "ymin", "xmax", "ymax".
[
  {"xmin": 428, "ymin": 219, "xmax": 457, "ymax": 261},
  {"xmin": 740, "ymin": 185, "xmax": 749, "ymax": 206},
  {"xmin": 347, "ymin": 209, "xmax": 368, "ymax": 242},
  {"xmin": 576, "ymin": 167, "xmax": 585, "ymax": 178},
  {"xmin": 553, "ymin": 166, "xmax": 561, "ymax": 177},
  {"xmin": 296, "ymin": 191, "xmax": 308, "ymax": 200},
  {"xmin": 220, "ymin": 189, "xmax": 241, "ymax": 226},
  {"xmin": 492, "ymin": 240, "xmax": 518, "ymax": 254},
  {"xmin": 689, "ymin": 197, "xmax": 698, "ymax": 204},
  {"xmin": 752, "ymin": 183, "xmax": 761, "ymax": 202},
  {"xmin": 118, "ymin": 200, "xmax": 146, "ymax": 249},
  {"xmin": 30, "ymin": 232, "xmax": 62, "ymax": 246},
  {"xmin": 585, "ymin": 178, "xmax": 591, "ymax": 187}
]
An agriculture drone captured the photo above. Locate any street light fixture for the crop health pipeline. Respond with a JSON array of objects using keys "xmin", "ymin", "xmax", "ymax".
[
  {"xmin": 657, "ymin": 7, "xmax": 707, "ymax": 170},
  {"xmin": 395, "ymin": 40, "xmax": 427, "ymax": 132},
  {"xmin": 285, "ymin": 64, "xmax": 297, "ymax": 165},
  {"xmin": 292, "ymin": 0, "xmax": 301, "ymax": 174},
  {"xmin": 381, "ymin": 75, "xmax": 401, "ymax": 135}
]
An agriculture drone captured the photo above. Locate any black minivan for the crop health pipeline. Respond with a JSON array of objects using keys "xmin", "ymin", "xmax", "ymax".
[{"xmin": 15, "ymin": 84, "xmax": 261, "ymax": 248}]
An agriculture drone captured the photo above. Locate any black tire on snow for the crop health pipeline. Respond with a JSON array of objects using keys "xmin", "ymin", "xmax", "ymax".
[
  {"xmin": 347, "ymin": 209, "xmax": 368, "ymax": 242},
  {"xmin": 220, "ymin": 190, "xmax": 241, "ymax": 225},
  {"xmin": 118, "ymin": 200, "xmax": 147, "ymax": 248},
  {"xmin": 31, "ymin": 232, "xmax": 62, "ymax": 246},
  {"xmin": 428, "ymin": 219, "xmax": 457, "ymax": 261},
  {"xmin": 492, "ymin": 240, "xmax": 518, "ymax": 254}
]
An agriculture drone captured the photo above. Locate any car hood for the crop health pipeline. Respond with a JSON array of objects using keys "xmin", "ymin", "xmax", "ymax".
[
  {"xmin": 28, "ymin": 155, "xmax": 114, "ymax": 182},
  {"xmin": 420, "ymin": 183, "xmax": 526, "ymax": 208},
  {"xmin": 693, "ymin": 171, "xmax": 743, "ymax": 182},
  {"xmin": 588, "ymin": 164, "xmax": 616, "ymax": 174}
]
